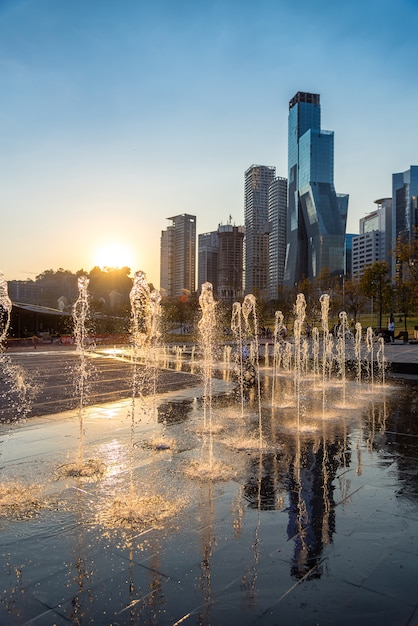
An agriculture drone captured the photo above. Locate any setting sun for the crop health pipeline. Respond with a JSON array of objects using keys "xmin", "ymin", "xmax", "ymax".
[{"xmin": 92, "ymin": 242, "xmax": 135, "ymax": 271}]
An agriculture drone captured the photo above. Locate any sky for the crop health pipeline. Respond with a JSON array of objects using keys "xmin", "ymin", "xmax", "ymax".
[{"xmin": 1, "ymin": 0, "xmax": 418, "ymax": 288}]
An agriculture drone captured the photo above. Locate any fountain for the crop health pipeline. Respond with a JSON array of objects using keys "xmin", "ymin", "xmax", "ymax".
[
  {"xmin": 0, "ymin": 273, "xmax": 35, "ymax": 421},
  {"xmin": 1, "ymin": 274, "xmax": 417, "ymax": 625}
]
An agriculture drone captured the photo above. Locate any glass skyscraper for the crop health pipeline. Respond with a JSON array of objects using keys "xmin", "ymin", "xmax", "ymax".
[
  {"xmin": 392, "ymin": 165, "xmax": 418, "ymax": 280},
  {"xmin": 284, "ymin": 92, "xmax": 348, "ymax": 285}
]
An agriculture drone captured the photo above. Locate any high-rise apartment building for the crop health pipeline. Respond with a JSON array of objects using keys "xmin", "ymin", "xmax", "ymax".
[
  {"xmin": 160, "ymin": 214, "xmax": 196, "ymax": 297},
  {"xmin": 217, "ymin": 224, "xmax": 245, "ymax": 302},
  {"xmin": 244, "ymin": 164, "xmax": 276, "ymax": 297},
  {"xmin": 198, "ymin": 231, "xmax": 219, "ymax": 293},
  {"xmin": 392, "ymin": 166, "xmax": 418, "ymax": 280},
  {"xmin": 284, "ymin": 92, "xmax": 348, "ymax": 285},
  {"xmin": 197, "ymin": 223, "xmax": 244, "ymax": 301},
  {"xmin": 268, "ymin": 176, "xmax": 287, "ymax": 300}
]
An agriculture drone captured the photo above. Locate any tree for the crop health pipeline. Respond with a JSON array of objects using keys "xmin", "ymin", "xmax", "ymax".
[
  {"xmin": 359, "ymin": 261, "xmax": 392, "ymax": 329},
  {"xmin": 34, "ymin": 268, "xmax": 78, "ymax": 307},
  {"xmin": 395, "ymin": 226, "xmax": 418, "ymax": 287},
  {"xmin": 394, "ymin": 281, "xmax": 416, "ymax": 335},
  {"xmin": 339, "ymin": 278, "xmax": 366, "ymax": 325},
  {"xmin": 88, "ymin": 266, "xmax": 132, "ymax": 316}
]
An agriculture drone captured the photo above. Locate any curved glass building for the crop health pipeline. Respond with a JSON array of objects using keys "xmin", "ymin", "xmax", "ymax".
[{"xmin": 284, "ymin": 92, "xmax": 348, "ymax": 285}]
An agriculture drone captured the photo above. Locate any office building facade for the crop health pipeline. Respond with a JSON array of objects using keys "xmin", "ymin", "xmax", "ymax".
[
  {"xmin": 284, "ymin": 92, "xmax": 348, "ymax": 285},
  {"xmin": 244, "ymin": 164, "xmax": 276, "ymax": 297},
  {"xmin": 392, "ymin": 166, "xmax": 418, "ymax": 280},
  {"xmin": 160, "ymin": 214, "xmax": 196, "ymax": 297},
  {"xmin": 351, "ymin": 198, "xmax": 391, "ymax": 279}
]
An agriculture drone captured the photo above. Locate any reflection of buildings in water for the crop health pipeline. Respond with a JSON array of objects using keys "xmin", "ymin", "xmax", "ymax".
[
  {"xmin": 243, "ymin": 453, "xmax": 285, "ymax": 511},
  {"xmin": 241, "ymin": 453, "xmax": 285, "ymax": 605},
  {"xmin": 70, "ymin": 555, "xmax": 93, "ymax": 625},
  {"xmin": 287, "ymin": 436, "xmax": 350, "ymax": 580},
  {"xmin": 197, "ymin": 483, "xmax": 216, "ymax": 626},
  {"xmin": 383, "ymin": 390, "xmax": 418, "ymax": 500},
  {"xmin": 134, "ymin": 548, "xmax": 166, "ymax": 624}
]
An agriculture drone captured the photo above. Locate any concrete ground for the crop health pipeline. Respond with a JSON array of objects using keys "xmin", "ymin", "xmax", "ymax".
[{"xmin": 0, "ymin": 345, "xmax": 418, "ymax": 625}]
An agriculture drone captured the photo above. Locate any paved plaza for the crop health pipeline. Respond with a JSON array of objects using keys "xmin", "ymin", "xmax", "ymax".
[{"xmin": 0, "ymin": 343, "xmax": 418, "ymax": 625}]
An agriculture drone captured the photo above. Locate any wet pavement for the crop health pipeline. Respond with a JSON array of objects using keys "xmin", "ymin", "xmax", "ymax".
[{"xmin": 1, "ymin": 346, "xmax": 418, "ymax": 625}]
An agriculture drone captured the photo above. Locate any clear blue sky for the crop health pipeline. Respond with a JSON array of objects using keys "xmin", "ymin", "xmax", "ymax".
[{"xmin": 1, "ymin": 0, "xmax": 418, "ymax": 287}]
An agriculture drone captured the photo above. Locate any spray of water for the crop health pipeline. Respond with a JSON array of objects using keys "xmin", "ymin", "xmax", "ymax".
[
  {"xmin": 198, "ymin": 282, "xmax": 217, "ymax": 468},
  {"xmin": 231, "ymin": 302, "xmax": 245, "ymax": 417},
  {"xmin": 129, "ymin": 271, "xmax": 160, "ymax": 480},
  {"xmin": 355, "ymin": 322, "xmax": 363, "ymax": 384},
  {"xmin": 242, "ymin": 294, "xmax": 262, "ymax": 443},
  {"xmin": 336, "ymin": 311, "xmax": 348, "ymax": 404},
  {"xmin": 376, "ymin": 337, "xmax": 386, "ymax": 385},
  {"xmin": 366, "ymin": 326, "xmax": 374, "ymax": 388},
  {"xmin": 293, "ymin": 294, "xmax": 307, "ymax": 429},
  {"xmin": 312, "ymin": 326, "xmax": 320, "ymax": 378},
  {"xmin": 0, "ymin": 272, "xmax": 12, "ymax": 344},
  {"xmin": 320, "ymin": 294, "xmax": 331, "ymax": 413},
  {"xmin": 72, "ymin": 275, "xmax": 92, "ymax": 465},
  {"xmin": 0, "ymin": 273, "xmax": 35, "ymax": 422},
  {"xmin": 272, "ymin": 310, "xmax": 286, "ymax": 403}
]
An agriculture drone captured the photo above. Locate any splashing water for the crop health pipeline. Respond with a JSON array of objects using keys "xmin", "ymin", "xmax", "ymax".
[
  {"xmin": 242, "ymin": 294, "xmax": 262, "ymax": 443},
  {"xmin": 272, "ymin": 310, "xmax": 286, "ymax": 402},
  {"xmin": 293, "ymin": 294, "xmax": 307, "ymax": 428},
  {"xmin": 366, "ymin": 326, "xmax": 374, "ymax": 388},
  {"xmin": 0, "ymin": 272, "xmax": 35, "ymax": 422},
  {"xmin": 129, "ymin": 271, "xmax": 161, "ymax": 489},
  {"xmin": 376, "ymin": 337, "xmax": 386, "ymax": 386},
  {"xmin": 355, "ymin": 322, "xmax": 363, "ymax": 384},
  {"xmin": 320, "ymin": 294, "xmax": 331, "ymax": 413},
  {"xmin": 336, "ymin": 311, "xmax": 348, "ymax": 404},
  {"xmin": 312, "ymin": 326, "xmax": 320, "ymax": 378},
  {"xmin": 0, "ymin": 272, "xmax": 12, "ymax": 344},
  {"xmin": 72, "ymin": 275, "xmax": 92, "ymax": 465},
  {"xmin": 231, "ymin": 302, "xmax": 245, "ymax": 417},
  {"xmin": 198, "ymin": 282, "xmax": 217, "ymax": 470}
]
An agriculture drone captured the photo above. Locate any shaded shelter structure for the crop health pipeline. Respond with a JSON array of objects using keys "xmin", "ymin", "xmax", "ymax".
[{"xmin": 8, "ymin": 302, "xmax": 72, "ymax": 338}]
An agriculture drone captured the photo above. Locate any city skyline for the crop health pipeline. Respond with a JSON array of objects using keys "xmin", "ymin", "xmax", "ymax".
[{"xmin": 2, "ymin": 0, "xmax": 418, "ymax": 287}]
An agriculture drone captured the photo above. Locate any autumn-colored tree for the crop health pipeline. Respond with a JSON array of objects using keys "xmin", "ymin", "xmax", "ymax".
[
  {"xmin": 359, "ymin": 261, "xmax": 392, "ymax": 329},
  {"xmin": 395, "ymin": 227, "xmax": 418, "ymax": 287},
  {"xmin": 394, "ymin": 229, "xmax": 418, "ymax": 330},
  {"xmin": 339, "ymin": 278, "xmax": 366, "ymax": 324}
]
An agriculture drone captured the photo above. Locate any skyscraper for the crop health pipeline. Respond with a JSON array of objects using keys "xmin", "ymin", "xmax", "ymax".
[
  {"xmin": 284, "ymin": 92, "xmax": 348, "ymax": 285},
  {"xmin": 217, "ymin": 223, "xmax": 244, "ymax": 302},
  {"xmin": 198, "ymin": 230, "xmax": 219, "ymax": 293},
  {"xmin": 244, "ymin": 164, "xmax": 276, "ymax": 297},
  {"xmin": 160, "ymin": 214, "xmax": 196, "ymax": 297},
  {"xmin": 268, "ymin": 176, "xmax": 287, "ymax": 300},
  {"xmin": 392, "ymin": 166, "xmax": 418, "ymax": 280},
  {"xmin": 197, "ymin": 223, "xmax": 244, "ymax": 301}
]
